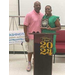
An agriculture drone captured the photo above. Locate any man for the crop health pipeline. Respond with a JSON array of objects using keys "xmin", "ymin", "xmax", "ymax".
[{"xmin": 24, "ymin": 1, "xmax": 43, "ymax": 71}]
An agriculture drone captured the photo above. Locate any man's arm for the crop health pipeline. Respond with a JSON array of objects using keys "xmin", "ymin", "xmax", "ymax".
[{"xmin": 24, "ymin": 25, "xmax": 29, "ymax": 42}]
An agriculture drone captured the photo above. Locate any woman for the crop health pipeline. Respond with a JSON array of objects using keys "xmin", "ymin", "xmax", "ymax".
[{"xmin": 41, "ymin": 5, "xmax": 61, "ymax": 54}]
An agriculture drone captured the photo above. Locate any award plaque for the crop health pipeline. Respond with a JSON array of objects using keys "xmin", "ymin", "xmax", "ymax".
[{"xmin": 41, "ymin": 19, "xmax": 49, "ymax": 28}]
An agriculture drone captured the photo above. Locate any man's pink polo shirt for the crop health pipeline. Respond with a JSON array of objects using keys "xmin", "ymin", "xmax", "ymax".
[{"xmin": 24, "ymin": 10, "xmax": 43, "ymax": 39}]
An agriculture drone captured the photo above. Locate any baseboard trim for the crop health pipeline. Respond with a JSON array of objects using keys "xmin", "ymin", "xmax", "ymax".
[
  {"xmin": 55, "ymin": 53, "xmax": 65, "ymax": 55},
  {"xmin": 9, "ymin": 51, "xmax": 28, "ymax": 54},
  {"xmin": 9, "ymin": 51, "xmax": 65, "ymax": 55}
]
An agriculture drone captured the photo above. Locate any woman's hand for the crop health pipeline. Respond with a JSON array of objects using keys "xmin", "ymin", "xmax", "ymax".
[{"xmin": 47, "ymin": 26, "xmax": 52, "ymax": 30}]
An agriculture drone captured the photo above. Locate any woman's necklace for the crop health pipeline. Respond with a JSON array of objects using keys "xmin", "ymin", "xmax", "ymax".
[
  {"xmin": 45, "ymin": 14, "xmax": 52, "ymax": 27},
  {"xmin": 46, "ymin": 15, "xmax": 52, "ymax": 19}
]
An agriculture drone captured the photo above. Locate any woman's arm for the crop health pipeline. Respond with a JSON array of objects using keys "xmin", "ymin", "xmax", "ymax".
[
  {"xmin": 41, "ymin": 27, "xmax": 47, "ymax": 29},
  {"xmin": 47, "ymin": 19, "xmax": 61, "ymax": 31}
]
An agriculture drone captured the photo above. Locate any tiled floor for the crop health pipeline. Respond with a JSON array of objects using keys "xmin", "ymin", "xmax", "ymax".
[{"xmin": 9, "ymin": 54, "xmax": 65, "ymax": 75}]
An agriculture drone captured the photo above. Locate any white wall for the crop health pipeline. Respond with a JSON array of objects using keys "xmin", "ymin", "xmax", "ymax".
[
  {"xmin": 9, "ymin": 0, "xmax": 65, "ymax": 51},
  {"xmin": 9, "ymin": 0, "xmax": 18, "ymax": 16},
  {"xmin": 20, "ymin": 0, "xmax": 65, "ymax": 25}
]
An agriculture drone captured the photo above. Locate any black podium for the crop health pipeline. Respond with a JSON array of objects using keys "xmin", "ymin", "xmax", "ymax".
[{"xmin": 32, "ymin": 33, "xmax": 57, "ymax": 75}]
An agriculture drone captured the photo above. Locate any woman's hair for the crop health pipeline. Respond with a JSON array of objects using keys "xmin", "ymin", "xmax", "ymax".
[{"xmin": 45, "ymin": 5, "xmax": 52, "ymax": 10}]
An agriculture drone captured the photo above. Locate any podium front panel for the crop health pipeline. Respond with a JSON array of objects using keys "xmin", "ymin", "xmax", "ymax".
[{"xmin": 34, "ymin": 34, "xmax": 53, "ymax": 75}]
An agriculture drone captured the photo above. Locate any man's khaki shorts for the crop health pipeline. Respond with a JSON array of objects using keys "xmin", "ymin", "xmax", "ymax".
[{"xmin": 25, "ymin": 39, "xmax": 34, "ymax": 53}]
